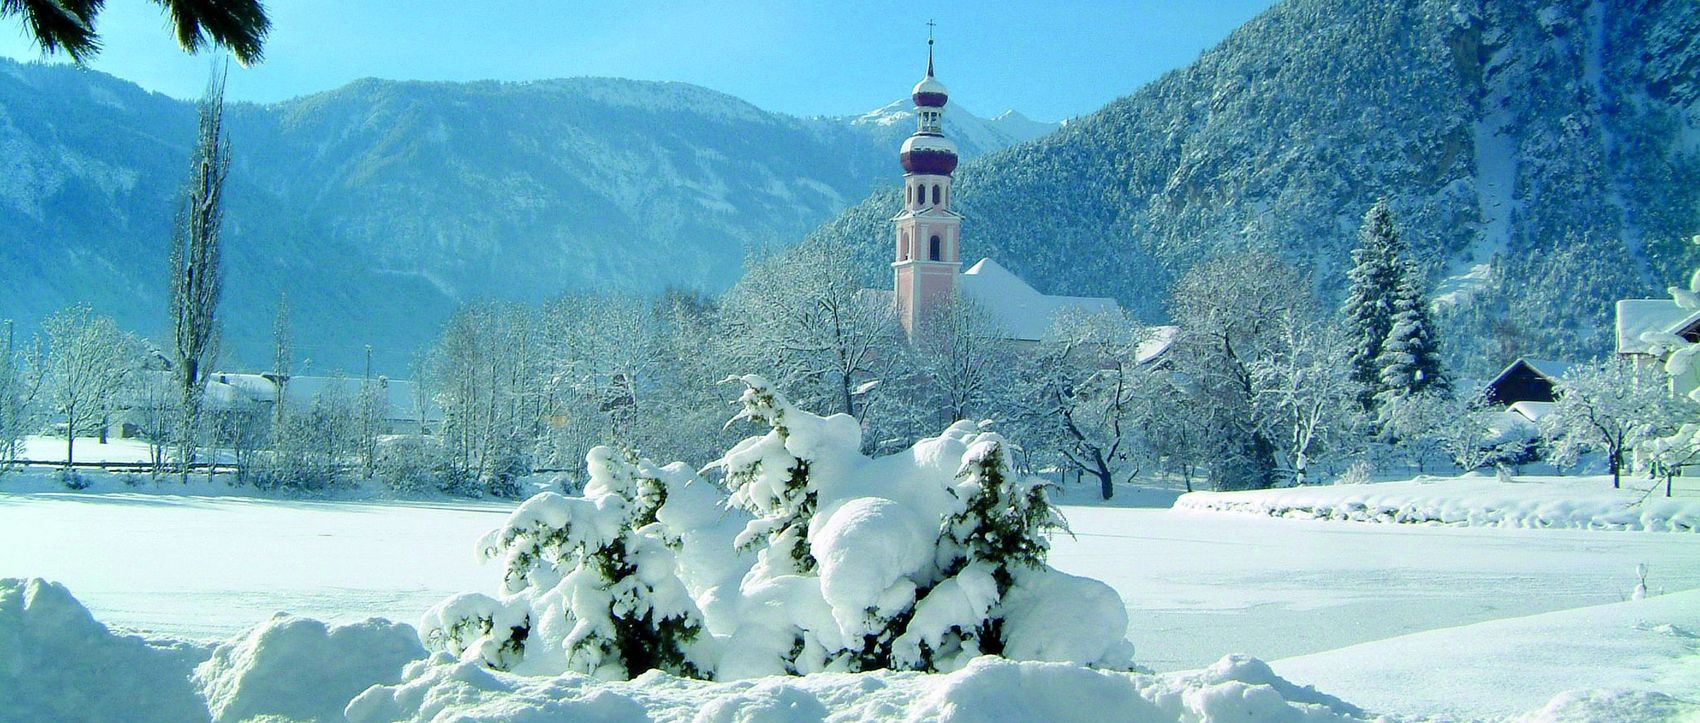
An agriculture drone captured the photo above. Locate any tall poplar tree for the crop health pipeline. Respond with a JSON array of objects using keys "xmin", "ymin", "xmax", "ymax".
[{"xmin": 169, "ymin": 68, "xmax": 230, "ymax": 481}]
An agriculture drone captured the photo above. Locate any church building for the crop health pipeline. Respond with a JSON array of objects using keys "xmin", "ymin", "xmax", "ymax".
[{"xmin": 876, "ymin": 40, "xmax": 1127, "ymax": 345}]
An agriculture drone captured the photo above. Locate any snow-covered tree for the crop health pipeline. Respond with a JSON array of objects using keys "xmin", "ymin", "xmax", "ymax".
[
  {"xmin": 41, "ymin": 305, "xmax": 139, "ymax": 471},
  {"xmin": 717, "ymin": 241, "xmax": 900, "ymax": 426},
  {"xmin": 1168, "ymin": 252, "xmax": 1311, "ymax": 490},
  {"xmin": 421, "ymin": 302, "xmax": 541, "ymax": 497},
  {"xmin": 1542, "ymin": 357, "xmax": 1694, "ymax": 489},
  {"xmin": 1013, "ymin": 309, "xmax": 1151, "ymax": 499},
  {"xmin": 1342, "ymin": 200, "xmax": 1405, "ymax": 411},
  {"xmin": 1249, "ymin": 310, "xmax": 1358, "ymax": 485},
  {"xmin": 269, "ymin": 294, "xmax": 292, "ymax": 437},
  {"xmin": 1429, "ymin": 392, "xmax": 1533, "ymax": 472},
  {"xmin": 253, "ymin": 379, "xmax": 359, "ymax": 493},
  {"xmin": 0, "ymin": 320, "xmax": 43, "ymax": 471},
  {"xmin": 423, "ymin": 446, "xmax": 709, "ymax": 679},
  {"xmin": 427, "ymin": 376, "xmax": 1133, "ymax": 682},
  {"xmin": 1373, "ymin": 258, "xmax": 1449, "ymax": 418},
  {"xmin": 914, "ymin": 295, "xmax": 1019, "ymax": 429},
  {"xmin": 711, "ymin": 375, "xmax": 829, "ymax": 577},
  {"xmin": 895, "ymin": 435, "xmax": 1065, "ymax": 669},
  {"xmin": 169, "ymin": 70, "xmax": 231, "ymax": 483}
]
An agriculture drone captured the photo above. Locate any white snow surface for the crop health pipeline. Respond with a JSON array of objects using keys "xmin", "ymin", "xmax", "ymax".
[
  {"xmin": 7, "ymin": 473, "xmax": 1700, "ymax": 718},
  {"xmin": 1273, "ymin": 589, "xmax": 1700, "ymax": 720},
  {"xmin": 1175, "ymin": 475, "xmax": 1700, "ymax": 532},
  {"xmin": 345, "ymin": 651, "xmax": 1368, "ymax": 723}
]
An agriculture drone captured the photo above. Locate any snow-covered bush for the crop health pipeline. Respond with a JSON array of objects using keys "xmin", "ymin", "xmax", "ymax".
[
  {"xmin": 421, "ymin": 446, "xmax": 710, "ymax": 679},
  {"xmin": 427, "ymin": 374, "xmax": 1133, "ymax": 682},
  {"xmin": 709, "ymin": 374, "xmax": 1130, "ymax": 676}
]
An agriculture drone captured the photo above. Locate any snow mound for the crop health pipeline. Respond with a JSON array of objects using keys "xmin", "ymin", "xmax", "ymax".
[
  {"xmin": 0, "ymin": 577, "xmax": 210, "ymax": 722},
  {"xmin": 348, "ymin": 653, "xmax": 1373, "ymax": 723},
  {"xmin": 194, "ymin": 613, "xmax": 426, "ymax": 723},
  {"xmin": 1518, "ymin": 689, "xmax": 1698, "ymax": 722},
  {"xmin": 1177, "ymin": 476, "xmax": 1700, "ymax": 532}
]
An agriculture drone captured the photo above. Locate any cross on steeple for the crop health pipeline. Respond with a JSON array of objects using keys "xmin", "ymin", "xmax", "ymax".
[{"xmin": 926, "ymin": 20, "xmax": 936, "ymax": 75}]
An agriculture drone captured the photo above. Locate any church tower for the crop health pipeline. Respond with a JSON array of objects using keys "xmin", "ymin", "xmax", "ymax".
[{"xmin": 892, "ymin": 34, "xmax": 961, "ymax": 340}]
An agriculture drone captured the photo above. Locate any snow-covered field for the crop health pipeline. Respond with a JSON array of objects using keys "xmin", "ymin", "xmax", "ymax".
[{"xmin": 4, "ymin": 475, "xmax": 1700, "ymax": 719}]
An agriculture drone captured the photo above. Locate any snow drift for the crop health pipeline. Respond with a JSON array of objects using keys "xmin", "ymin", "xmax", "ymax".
[
  {"xmin": 1177, "ymin": 476, "xmax": 1700, "ymax": 532},
  {"xmin": 0, "ymin": 578, "xmax": 209, "ymax": 722},
  {"xmin": 345, "ymin": 652, "xmax": 1372, "ymax": 723}
]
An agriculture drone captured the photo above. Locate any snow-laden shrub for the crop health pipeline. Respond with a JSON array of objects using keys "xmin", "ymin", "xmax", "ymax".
[
  {"xmin": 710, "ymin": 374, "xmax": 1130, "ymax": 676},
  {"xmin": 430, "ymin": 374, "xmax": 1133, "ymax": 681},
  {"xmin": 421, "ymin": 446, "xmax": 710, "ymax": 679}
]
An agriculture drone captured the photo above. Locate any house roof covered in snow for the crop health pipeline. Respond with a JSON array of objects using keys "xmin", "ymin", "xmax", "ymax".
[
  {"xmin": 210, "ymin": 373, "xmax": 440, "ymax": 423},
  {"xmin": 1138, "ymin": 325, "xmax": 1180, "ymax": 365},
  {"xmin": 1615, "ymin": 299, "xmax": 1700, "ymax": 355},
  {"xmin": 1508, "ymin": 401, "xmax": 1557, "ymax": 423},
  {"xmin": 1486, "ymin": 358, "xmax": 1573, "ymax": 387},
  {"xmin": 958, "ymin": 258, "xmax": 1121, "ymax": 342}
]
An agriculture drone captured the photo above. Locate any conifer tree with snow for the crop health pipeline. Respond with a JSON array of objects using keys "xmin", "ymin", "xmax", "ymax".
[
  {"xmin": 1373, "ymin": 258, "xmax": 1450, "ymax": 422},
  {"xmin": 892, "ymin": 435, "xmax": 1065, "ymax": 670},
  {"xmin": 713, "ymin": 375, "xmax": 824, "ymax": 576},
  {"xmin": 422, "ymin": 446, "xmax": 709, "ymax": 679},
  {"xmin": 1342, "ymin": 200, "xmax": 1405, "ymax": 412}
]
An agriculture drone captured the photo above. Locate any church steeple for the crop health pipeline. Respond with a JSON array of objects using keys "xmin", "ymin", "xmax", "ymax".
[{"xmin": 892, "ymin": 26, "xmax": 961, "ymax": 341}]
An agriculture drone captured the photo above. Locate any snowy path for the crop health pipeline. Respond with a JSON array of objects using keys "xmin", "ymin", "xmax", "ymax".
[{"xmin": 4, "ymin": 490, "xmax": 1697, "ymax": 681}]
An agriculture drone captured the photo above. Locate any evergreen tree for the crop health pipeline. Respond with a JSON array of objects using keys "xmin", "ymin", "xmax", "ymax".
[
  {"xmin": 1342, "ymin": 200, "xmax": 1404, "ymax": 411},
  {"xmin": 1373, "ymin": 258, "xmax": 1449, "ymax": 413},
  {"xmin": 426, "ymin": 446, "xmax": 708, "ymax": 678}
]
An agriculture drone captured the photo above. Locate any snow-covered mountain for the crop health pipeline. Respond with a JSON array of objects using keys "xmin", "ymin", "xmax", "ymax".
[
  {"xmin": 845, "ymin": 100, "xmax": 1059, "ymax": 160},
  {"xmin": 807, "ymin": 0, "xmax": 1700, "ymax": 373},
  {"xmin": 0, "ymin": 61, "xmax": 1044, "ymax": 373}
]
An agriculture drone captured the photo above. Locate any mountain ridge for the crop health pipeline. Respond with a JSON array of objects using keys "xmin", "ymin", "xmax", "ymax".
[{"xmin": 0, "ymin": 60, "xmax": 1047, "ymax": 373}]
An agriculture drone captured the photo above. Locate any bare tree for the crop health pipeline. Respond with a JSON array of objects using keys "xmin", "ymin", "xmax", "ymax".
[
  {"xmin": 915, "ymin": 295, "xmax": 1017, "ymax": 428},
  {"xmin": 168, "ymin": 68, "xmax": 230, "ymax": 482},
  {"xmin": 719, "ymin": 241, "xmax": 900, "ymax": 424},
  {"xmin": 271, "ymin": 293, "xmax": 292, "ymax": 433},
  {"xmin": 1168, "ymin": 252, "xmax": 1310, "ymax": 491},
  {"xmin": 0, "ymin": 319, "xmax": 45, "ymax": 471},
  {"xmin": 1541, "ymin": 357, "xmax": 1694, "ymax": 489},
  {"xmin": 422, "ymin": 303, "xmax": 538, "ymax": 497},
  {"xmin": 1249, "ymin": 308, "xmax": 1357, "ymax": 485},
  {"xmin": 41, "ymin": 305, "xmax": 138, "ymax": 471},
  {"xmin": 1015, "ymin": 308, "xmax": 1150, "ymax": 500}
]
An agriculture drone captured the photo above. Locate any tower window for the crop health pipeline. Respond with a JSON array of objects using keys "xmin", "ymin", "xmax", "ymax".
[
  {"xmin": 929, "ymin": 235, "xmax": 941, "ymax": 261},
  {"xmin": 905, "ymin": 185, "xmax": 911, "ymax": 205},
  {"xmin": 900, "ymin": 232, "xmax": 909, "ymax": 260},
  {"xmin": 931, "ymin": 184, "xmax": 941, "ymax": 205}
]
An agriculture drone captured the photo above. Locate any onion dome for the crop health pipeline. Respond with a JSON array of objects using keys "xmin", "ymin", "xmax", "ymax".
[
  {"xmin": 901, "ymin": 133, "xmax": 959, "ymax": 175},
  {"xmin": 912, "ymin": 75, "xmax": 948, "ymax": 108}
]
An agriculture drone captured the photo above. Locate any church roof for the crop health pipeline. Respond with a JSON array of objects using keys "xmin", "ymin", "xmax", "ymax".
[{"xmin": 959, "ymin": 258, "xmax": 1121, "ymax": 342}]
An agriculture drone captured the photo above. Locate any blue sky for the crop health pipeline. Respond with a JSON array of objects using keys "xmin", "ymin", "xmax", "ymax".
[{"xmin": 0, "ymin": 1, "xmax": 1275, "ymax": 121}]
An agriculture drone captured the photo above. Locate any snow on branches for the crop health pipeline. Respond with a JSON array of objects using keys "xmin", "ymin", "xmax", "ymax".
[{"xmin": 424, "ymin": 374, "xmax": 1133, "ymax": 683}]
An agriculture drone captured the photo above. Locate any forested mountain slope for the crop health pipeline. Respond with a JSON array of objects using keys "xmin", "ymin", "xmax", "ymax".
[{"xmin": 808, "ymin": 0, "xmax": 1700, "ymax": 371}]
